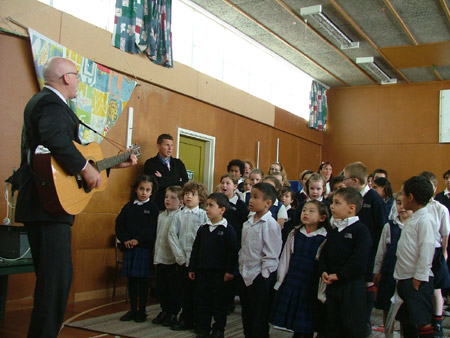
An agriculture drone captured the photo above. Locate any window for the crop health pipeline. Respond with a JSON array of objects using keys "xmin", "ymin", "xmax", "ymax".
[{"xmin": 39, "ymin": 0, "xmax": 313, "ymax": 119}]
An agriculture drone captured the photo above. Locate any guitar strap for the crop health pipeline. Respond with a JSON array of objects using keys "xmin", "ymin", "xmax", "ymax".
[{"xmin": 78, "ymin": 120, "xmax": 126, "ymax": 152}]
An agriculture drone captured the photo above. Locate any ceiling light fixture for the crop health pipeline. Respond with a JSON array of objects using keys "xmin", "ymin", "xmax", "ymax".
[
  {"xmin": 356, "ymin": 57, "xmax": 397, "ymax": 84},
  {"xmin": 300, "ymin": 5, "xmax": 359, "ymax": 50}
]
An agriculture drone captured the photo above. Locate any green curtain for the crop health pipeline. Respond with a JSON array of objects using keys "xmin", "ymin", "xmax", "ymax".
[
  {"xmin": 308, "ymin": 80, "xmax": 328, "ymax": 131},
  {"xmin": 112, "ymin": 0, "xmax": 173, "ymax": 68}
]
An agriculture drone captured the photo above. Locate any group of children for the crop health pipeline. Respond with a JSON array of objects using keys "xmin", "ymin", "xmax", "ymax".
[{"xmin": 114, "ymin": 159, "xmax": 450, "ymax": 338}]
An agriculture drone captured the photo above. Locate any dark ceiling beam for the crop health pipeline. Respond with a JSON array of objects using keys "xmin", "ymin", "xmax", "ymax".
[
  {"xmin": 382, "ymin": 0, "xmax": 419, "ymax": 45},
  {"xmin": 330, "ymin": 0, "xmax": 410, "ymax": 83},
  {"xmin": 440, "ymin": 0, "xmax": 450, "ymax": 23},
  {"xmin": 275, "ymin": 0, "xmax": 378, "ymax": 85},
  {"xmin": 222, "ymin": 0, "xmax": 349, "ymax": 86}
]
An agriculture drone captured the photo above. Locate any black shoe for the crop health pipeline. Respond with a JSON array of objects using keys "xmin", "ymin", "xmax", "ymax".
[
  {"xmin": 152, "ymin": 311, "xmax": 166, "ymax": 324},
  {"xmin": 171, "ymin": 320, "xmax": 194, "ymax": 331},
  {"xmin": 119, "ymin": 310, "xmax": 136, "ymax": 321},
  {"xmin": 210, "ymin": 329, "xmax": 224, "ymax": 338},
  {"xmin": 134, "ymin": 312, "xmax": 147, "ymax": 323},
  {"xmin": 196, "ymin": 327, "xmax": 211, "ymax": 338},
  {"xmin": 162, "ymin": 314, "xmax": 177, "ymax": 327}
]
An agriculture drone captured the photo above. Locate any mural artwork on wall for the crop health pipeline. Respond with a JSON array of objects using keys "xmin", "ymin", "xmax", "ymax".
[{"xmin": 28, "ymin": 28, "xmax": 137, "ymax": 144}]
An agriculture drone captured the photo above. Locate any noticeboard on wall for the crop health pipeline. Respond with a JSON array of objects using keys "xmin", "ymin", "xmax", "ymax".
[{"xmin": 440, "ymin": 90, "xmax": 450, "ymax": 143}]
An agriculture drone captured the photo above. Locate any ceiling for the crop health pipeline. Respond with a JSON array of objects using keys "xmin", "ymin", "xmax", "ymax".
[{"xmin": 189, "ymin": 0, "xmax": 450, "ymax": 88}]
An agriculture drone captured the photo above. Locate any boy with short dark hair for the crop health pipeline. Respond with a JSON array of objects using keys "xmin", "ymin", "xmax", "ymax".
[
  {"xmin": 419, "ymin": 171, "xmax": 450, "ymax": 337},
  {"xmin": 189, "ymin": 193, "xmax": 238, "ymax": 338},
  {"xmin": 319, "ymin": 187, "xmax": 372, "ymax": 338},
  {"xmin": 394, "ymin": 176, "xmax": 436, "ymax": 338},
  {"xmin": 239, "ymin": 182, "xmax": 282, "ymax": 338}
]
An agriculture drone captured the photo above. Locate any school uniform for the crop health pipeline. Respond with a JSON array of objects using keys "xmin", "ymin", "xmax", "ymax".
[
  {"xmin": 373, "ymin": 218, "xmax": 405, "ymax": 310},
  {"xmin": 189, "ymin": 218, "xmax": 238, "ymax": 335},
  {"xmin": 427, "ymin": 199, "xmax": 450, "ymax": 289},
  {"xmin": 116, "ymin": 199, "xmax": 159, "ymax": 316},
  {"xmin": 319, "ymin": 216, "xmax": 372, "ymax": 338},
  {"xmin": 271, "ymin": 226, "xmax": 327, "ymax": 334},
  {"xmin": 281, "ymin": 205, "xmax": 296, "ymax": 245},
  {"xmin": 154, "ymin": 208, "xmax": 181, "ymax": 322},
  {"xmin": 294, "ymin": 189, "xmax": 308, "ymax": 205},
  {"xmin": 269, "ymin": 199, "xmax": 288, "ymax": 222},
  {"xmin": 168, "ymin": 206, "xmax": 208, "ymax": 328},
  {"xmin": 394, "ymin": 207, "xmax": 435, "ymax": 326},
  {"xmin": 224, "ymin": 195, "xmax": 249, "ymax": 313},
  {"xmin": 358, "ymin": 185, "xmax": 388, "ymax": 282},
  {"xmin": 239, "ymin": 211, "xmax": 282, "ymax": 338},
  {"xmin": 435, "ymin": 189, "xmax": 450, "ymax": 212}
]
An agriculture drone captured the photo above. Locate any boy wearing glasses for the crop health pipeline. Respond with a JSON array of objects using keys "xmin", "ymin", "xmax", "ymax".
[{"xmin": 342, "ymin": 161, "xmax": 388, "ymax": 336}]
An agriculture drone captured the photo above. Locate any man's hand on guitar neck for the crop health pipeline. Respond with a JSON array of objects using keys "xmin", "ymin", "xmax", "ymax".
[
  {"xmin": 113, "ymin": 153, "xmax": 138, "ymax": 169},
  {"xmin": 80, "ymin": 163, "xmax": 102, "ymax": 189}
]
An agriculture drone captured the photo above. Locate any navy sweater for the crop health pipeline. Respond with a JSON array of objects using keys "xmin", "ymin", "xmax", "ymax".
[
  {"xmin": 435, "ymin": 192, "xmax": 450, "ymax": 213},
  {"xmin": 319, "ymin": 220, "xmax": 372, "ymax": 283},
  {"xmin": 224, "ymin": 198, "xmax": 249, "ymax": 244},
  {"xmin": 115, "ymin": 201, "xmax": 159, "ymax": 250},
  {"xmin": 189, "ymin": 222, "xmax": 238, "ymax": 274},
  {"xmin": 359, "ymin": 189, "xmax": 388, "ymax": 247}
]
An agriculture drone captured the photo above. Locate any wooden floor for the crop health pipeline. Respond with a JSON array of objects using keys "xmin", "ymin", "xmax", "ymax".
[{"xmin": 1, "ymin": 295, "xmax": 450, "ymax": 337}]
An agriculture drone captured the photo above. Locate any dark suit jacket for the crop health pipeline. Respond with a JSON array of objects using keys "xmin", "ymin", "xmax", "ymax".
[
  {"xmin": 15, "ymin": 88, "xmax": 87, "ymax": 224},
  {"xmin": 144, "ymin": 154, "xmax": 189, "ymax": 210}
]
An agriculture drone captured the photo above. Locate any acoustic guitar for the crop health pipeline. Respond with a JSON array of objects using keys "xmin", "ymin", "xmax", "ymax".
[{"xmin": 33, "ymin": 141, "xmax": 141, "ymax": 215}]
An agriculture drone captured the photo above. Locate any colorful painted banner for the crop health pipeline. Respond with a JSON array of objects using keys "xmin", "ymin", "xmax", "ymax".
[{"xmin": 28, "ymin": 28, "xmax": 137, "ymax": 144}]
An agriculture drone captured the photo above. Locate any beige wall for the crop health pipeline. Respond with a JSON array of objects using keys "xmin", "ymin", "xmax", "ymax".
[
  {"xmin": 324, "ymin": 81, "xmax": 450, "ymax": 192},
  {"xmin": 0, "ymin": 0, "xmax": 322, "ymax": 308}
]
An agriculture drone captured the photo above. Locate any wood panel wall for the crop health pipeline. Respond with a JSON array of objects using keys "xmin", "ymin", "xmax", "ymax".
[
  {"xmin": 323, "ymin": 82, "xmax": 450, "ymax": 192},
  {"xmin": 0, "ymin": 32, "xmax": 322, "ymax": 308}
]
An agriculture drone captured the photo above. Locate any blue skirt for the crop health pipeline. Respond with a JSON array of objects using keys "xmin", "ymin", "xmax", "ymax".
[
  {"xmin": 270, "ymin": 232, "xmax": 325, "ymax": 333},
  {"xmin": 122, "ymin": 247, "xmax": 154, "ymax": 278}
]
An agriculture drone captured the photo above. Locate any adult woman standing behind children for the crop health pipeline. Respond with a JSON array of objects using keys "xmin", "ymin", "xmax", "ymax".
[
  {"xmin": 116, "ymin": 175, "xmax": 159, "ymax": 323},
  {"xmin": 318, "ymin": 161, "xmax": 333, "ymax": 196}
]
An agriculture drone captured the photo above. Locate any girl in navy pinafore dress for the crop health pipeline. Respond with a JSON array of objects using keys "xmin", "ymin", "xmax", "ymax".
[
  {"xmin": 270, "ymin": 200, "xmax": 331, "ymax": 338},
  {"xmin": 116, "ymin": 175, "xmax": 159, "ymax": 323},
  {"xmin": 373, "ymin": 192, "xmax": 412, "ymax": 334}
]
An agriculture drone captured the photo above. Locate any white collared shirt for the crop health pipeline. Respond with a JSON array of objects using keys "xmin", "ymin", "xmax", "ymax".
[
  {"xmin": 427, "ymin": 199, "xmax": 450, "ymax": 247},
  {"xmin": 133, "ymin": 198, "xmax": 150, "ymax": 206},
  {"xmin": 394, "ymin": 207, "xmax": 435, "ymax": 281},
  {"xmin": 44, "ymin": 85, "xmax": 67, "ymax": 104},
  {"xmin": 373, "ymin": 217, "xmax": 406, "ymax": 274},
  {"xmin": 445, "ymin": 189, "xmax": 450, "ymax": 198},
  {"xmin": 330, "ymin": 216, "xmax": 359, "ymax": 232},
  {"xmin": 207, "ymin": 218, "xmax": 228, "ymax": 232},
  {"xmin": 239, "ymin": 211, "xmax": 282, "ymax": 286},
  {"xmin": 229, "ymin": 194, "xmax": 239, "ymax": 205},
  {"xmin": 168, "ymin": 206, "xmax": 208, "ymax": 266},
  {"xmin": 360, "ymin": 184, "xmax": 370, "ymax": 197},
  {"xmin": 154, "ymin": 208, "xmax": 180, "ymax": 265}
]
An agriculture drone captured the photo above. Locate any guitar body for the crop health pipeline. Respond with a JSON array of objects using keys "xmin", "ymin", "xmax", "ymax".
[{"xmin": 34, "ymin": 142, "xmax": 108, "ymax": 215}]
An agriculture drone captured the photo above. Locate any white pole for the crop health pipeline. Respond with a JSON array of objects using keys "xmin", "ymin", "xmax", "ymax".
[
  {"xmin": 276, "ymin": 138, "xmax": 280, "ymax": 162},
  {"xmin": 256, "ymin": 141, "xmax": 260, "ymax": 168},
  {"xmin": 126, "ymin": 107, "xmax": 134, "ymax": 148}
]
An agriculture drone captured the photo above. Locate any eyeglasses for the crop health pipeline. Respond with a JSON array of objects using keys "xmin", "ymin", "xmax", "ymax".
[
  {"xmin": 343, "ymin": 176, "xmax": 354, "ymax": 181},
  {"xmin": 59, "ymin": 72, "xmax": 80, "ymax": 80}
]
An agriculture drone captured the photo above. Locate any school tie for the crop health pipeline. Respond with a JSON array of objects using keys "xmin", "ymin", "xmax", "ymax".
[{"xmin": 165, "ymin": 159, "xmax": 170, "ymax": 171}]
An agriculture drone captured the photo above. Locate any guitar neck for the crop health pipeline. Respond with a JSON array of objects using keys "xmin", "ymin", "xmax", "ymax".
[{"xmin": 97, "ymin": 152, "xmax": 132, "ymax": 172}]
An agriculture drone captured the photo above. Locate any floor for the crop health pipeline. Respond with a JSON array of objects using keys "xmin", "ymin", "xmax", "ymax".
[{"xmin": 1, "ymin": 295, "xmax": 449, "ymax": 337}]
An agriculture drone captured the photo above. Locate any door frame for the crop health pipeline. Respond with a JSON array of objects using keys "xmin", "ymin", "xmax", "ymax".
[{"xmin": 177, "ymin": 128, "xmax": 215, "ymax": 192}]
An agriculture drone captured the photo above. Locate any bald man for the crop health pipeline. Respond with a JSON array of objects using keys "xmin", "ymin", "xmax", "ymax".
[{"xmin": 15, "ymin": 57, "xmax": 136, "ymax": 337}]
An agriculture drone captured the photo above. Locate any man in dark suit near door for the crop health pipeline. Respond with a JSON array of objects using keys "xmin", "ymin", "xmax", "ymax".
[
  {"xmin": 144, "ymin": 134, "xmax": 189, "ymax": 210},
  {"xmin": 15, "ymin": 57, "xmax": 137, "ymax": 337}
]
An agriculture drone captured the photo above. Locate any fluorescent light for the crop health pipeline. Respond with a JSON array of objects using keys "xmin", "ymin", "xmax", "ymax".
[
  {"xmin": 356, "ymin": 57, "xmax": 397, "ymax": 84},
  {"xmin": 300, "ymin": 5, "xmax": 359, "ymax": 50}
]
